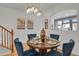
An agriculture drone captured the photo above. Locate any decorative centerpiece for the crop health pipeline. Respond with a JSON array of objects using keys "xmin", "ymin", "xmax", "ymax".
[{"xmin": 40, "ymin": 28, "xmax": 46, "ymax": 43}]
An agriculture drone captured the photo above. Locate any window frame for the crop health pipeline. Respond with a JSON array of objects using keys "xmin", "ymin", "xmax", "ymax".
[{"xmin": 54, "ymin": 15, "xmax": 77, "ymax": 31}]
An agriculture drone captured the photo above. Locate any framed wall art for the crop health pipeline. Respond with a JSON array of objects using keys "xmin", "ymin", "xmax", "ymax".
[
  {"xmin": 17, "ymin": 17, "xmax": 25, "ymax": 29},
  {"xmin": 44, "ymin": 19, "xmax": 48, "ymax": 29},
  {"xmin": 27, "ymin": 19, "xmax": 33, "ymax": 29}
]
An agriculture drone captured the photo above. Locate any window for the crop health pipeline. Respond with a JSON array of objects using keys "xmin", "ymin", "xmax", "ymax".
[{"xmin": 54, "ymin": 16, "xmax": 77, "ymax": 31}]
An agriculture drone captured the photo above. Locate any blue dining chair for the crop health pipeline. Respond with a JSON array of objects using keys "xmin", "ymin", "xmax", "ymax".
[
  {"xmin": 14, "ymin": 38, "xmax": 39, "ymax": 56},
  {"xmin": 62, "ymin": 39, "xmax": 75, "ymax": 56},
  {"xmin": 46, "ymin": 39, "xmax": 75, "ymax": 56},
  {"xmin": 50, "ymin": 34, "xmax": 59, "ymax": 40},
  {"xmin": 50, "ymin": 34, "xmax": 59, "ymax": 51},
  {"xmin": 27, "ymin": 34, "xmax": 37, "ymax": 40}
]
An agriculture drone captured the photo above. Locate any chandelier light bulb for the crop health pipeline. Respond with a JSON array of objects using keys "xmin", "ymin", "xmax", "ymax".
[
  {"xmin": 26, "ymin": 8, "xmax": 31, "ymax": 13},
  {"xmin": 31, "ymin": 6, "xmax": 35, "ymax": 12},
  {"xmin": 34, "ymin": 8, "xmax": 38, "ymax": 13},
  {"xmin": 37, "ymin": 12, "xmax": 41, "ymax": 16}
]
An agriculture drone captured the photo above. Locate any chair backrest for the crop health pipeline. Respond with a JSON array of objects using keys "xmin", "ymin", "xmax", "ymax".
[
  {"xmin": 28, "ymin": 34, "xmax": 37, "ymax": 40},
  {"xmin": 50, "ymin": 34, "xmax": 59, "ymax": 40},
  {"xmin": 14, "ymin": 38, "xmax": 24, "ymax": 56},
  {"xmin": 14, "ymin": 38, "xmax": 19, "ymax": 42},
  {"xmin": 62, "ymin": 39, "xmax": 75, "ymax": 56}
]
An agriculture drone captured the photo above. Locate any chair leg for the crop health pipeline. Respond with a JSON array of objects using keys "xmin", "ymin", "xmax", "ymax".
[{"xmin": 53, "ymin": 48, "xmax": 57, "ymax": 51}]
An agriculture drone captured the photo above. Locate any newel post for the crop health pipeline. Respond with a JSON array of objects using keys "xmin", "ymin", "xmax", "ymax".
[{"xmin": 11, "ymin": 29, "xmax": 14, "ymax": 53}]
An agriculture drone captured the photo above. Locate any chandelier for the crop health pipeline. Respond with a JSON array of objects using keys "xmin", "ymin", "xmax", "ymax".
[{"xmin": 26, "ymin": 5, "xmax": 42, "ymax": 16}]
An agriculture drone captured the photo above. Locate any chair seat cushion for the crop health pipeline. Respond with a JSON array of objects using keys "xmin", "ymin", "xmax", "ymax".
[
  {"xmin": 23, "ymin": 49, "xmax": 40, "ymax": 56},
  {"xmin": 45, "ymin": 50, "xmax": 62, "ymax": 56}
]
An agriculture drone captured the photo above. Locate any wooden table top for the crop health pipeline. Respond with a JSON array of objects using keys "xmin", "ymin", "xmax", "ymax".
[{"xmin": 27, "ymin": 37, "xmax": 60, "ymax": 49}]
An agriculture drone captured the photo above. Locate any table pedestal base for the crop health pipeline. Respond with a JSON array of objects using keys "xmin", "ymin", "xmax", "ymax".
[{"xmin": 39, "ymin": 49, "xmax": 47, "ymax": 56}]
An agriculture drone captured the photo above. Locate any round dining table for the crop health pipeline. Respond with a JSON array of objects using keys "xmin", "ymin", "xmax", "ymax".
[{"xmin": 27, "ymin": 37, "xmax": 60, "ymax": 56}]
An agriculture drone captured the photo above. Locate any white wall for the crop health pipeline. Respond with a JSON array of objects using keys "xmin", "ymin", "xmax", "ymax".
[
  {"xmin": 0, "ymin": 6, "xmax": 45, "ymax": 43},
  {"xmin": 0, "ymin": 6, "xmax": 26, "ymax": 42}
]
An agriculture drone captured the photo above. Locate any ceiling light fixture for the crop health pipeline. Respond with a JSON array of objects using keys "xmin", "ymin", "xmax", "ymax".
[{"xmin": 26, "ymin": 5, "xmax": 42, "ymax": 16}]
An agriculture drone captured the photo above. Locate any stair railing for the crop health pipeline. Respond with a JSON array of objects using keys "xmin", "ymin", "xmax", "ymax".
[{"xmin": 0, "ymin": 25, "xmax": 14, "ymax": 53}]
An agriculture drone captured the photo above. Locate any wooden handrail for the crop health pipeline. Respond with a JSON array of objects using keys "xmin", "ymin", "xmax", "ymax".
[{"xmin": 0, "ymin": 25, "xmax": 11, "ymax": 33}]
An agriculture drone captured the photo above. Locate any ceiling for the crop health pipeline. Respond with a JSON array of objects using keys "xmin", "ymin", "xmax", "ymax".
[{"xmin": 0, "ymin": 3, "xmax": 60, "ymax": 12}]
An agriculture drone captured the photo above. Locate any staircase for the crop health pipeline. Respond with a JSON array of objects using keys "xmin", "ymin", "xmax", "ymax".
[{"xmin": 0, "ymin": 25, "xmax": 14, "ymax": 55}]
